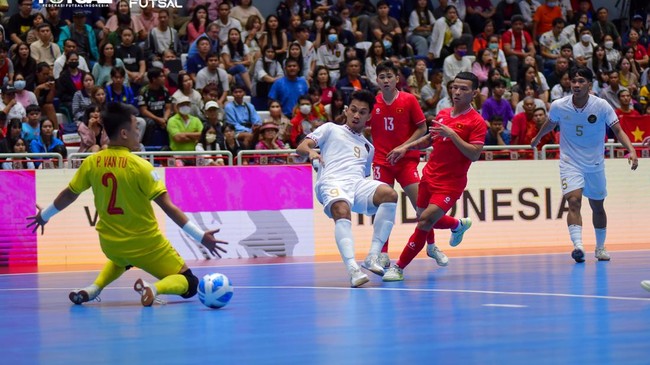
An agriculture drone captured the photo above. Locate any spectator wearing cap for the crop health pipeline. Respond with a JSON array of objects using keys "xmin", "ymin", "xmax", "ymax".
[
  {"xmin": 7, "ymin": 0, "xmax": 34, "ymax": 45},
  {"xmin": 202, "ymin": 101, "xmax": 224, "ymax": 132},
  {"xmin": 623, "ymin": 14, "xmax": 649, "ymax": 48},
  {"xmin": 0, "ymin": 84, "xmax": 26, "ymax": 122},
  {"xmin": 224, "ymin": 84, "xmax": 261, "ymax": 148},
  {"xmin": 58, "ymin": 10, "xmax": 100, "ymax": 63},
  {"xmin": 30, "ymin": 23, "xmax": 61, "ymax": 69},
  {"xmin": 502, "ymin": 15, "xmax": 536, "ymax": 83},
  {"xmin": 254, "ymin": 122, "xmax": 286, "ymax": 165},
  {"xmin": 167, "ymin": 95, "xmax": 203, "ymax": 154}
]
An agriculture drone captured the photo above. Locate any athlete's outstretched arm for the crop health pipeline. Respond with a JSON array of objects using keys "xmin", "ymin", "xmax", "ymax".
[
  {"xmin": 27, "ymin": 188, "xmax": 80, "ymax": 235},
  {"xmin": 154, "ymin": 192, "xmax": 228, "ymax": 257},
  {"xmin": 611, "ymin": 122, "xmax": 639, "ymax": 170},
  {"xmin": 531, "ymin": 119, "xmax": 558, "ymax": 148},
  {"xmin": 296, "ymin": 138, "xmax": 321, "ymax": 165}
]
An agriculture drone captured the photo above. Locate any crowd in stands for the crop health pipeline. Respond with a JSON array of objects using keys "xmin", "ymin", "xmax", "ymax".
[{"xmin": 0, "ymin": 0, "xmax": 649, "ymax": 168}]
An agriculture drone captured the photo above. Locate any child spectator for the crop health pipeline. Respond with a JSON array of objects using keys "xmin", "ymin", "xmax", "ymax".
[{"xmin": 482, "ymin": 79, "xmax": 514, "ymax": 129}]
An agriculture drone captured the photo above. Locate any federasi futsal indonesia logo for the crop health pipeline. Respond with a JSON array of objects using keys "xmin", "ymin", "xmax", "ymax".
[{"xmin": 41, "ymin": 0, "xmax": 182, "ymax": 8}]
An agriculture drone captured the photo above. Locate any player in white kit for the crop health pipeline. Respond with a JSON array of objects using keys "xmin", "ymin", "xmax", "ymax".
[
  {"xmin": 532, "ymin": 66, "xmax": 638, "ymax": 263},
  {"xmin": 296, "ymin": 90, "xmax": 398, "ymax": 287}
]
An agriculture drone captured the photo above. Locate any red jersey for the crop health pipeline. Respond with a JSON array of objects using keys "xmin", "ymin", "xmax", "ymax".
[
  {"xmin": 422, "ymin": 108, "xmax": 486, "ymax": 192},
  {"xmin": 369, "ymin": 91, "xmax": 426, "ymax": 165}
]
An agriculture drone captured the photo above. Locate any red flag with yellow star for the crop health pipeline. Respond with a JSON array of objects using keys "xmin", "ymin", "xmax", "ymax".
[{"xmin": 619, "ymin": 115, "xmax": 650, "ymax": 142}]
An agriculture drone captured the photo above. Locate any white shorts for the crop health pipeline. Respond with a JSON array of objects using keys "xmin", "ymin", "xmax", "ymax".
[
  {"xmin": 560, "ymin": 164, "xmax": 607, "ymax": 200},
  {"xmin": 316, "ymin": 178, "xmax": 386, "ymax": 218}
]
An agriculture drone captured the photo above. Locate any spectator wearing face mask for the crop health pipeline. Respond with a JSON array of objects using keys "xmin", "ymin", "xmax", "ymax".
[
  {"xmin": 442, "ymin": 40, "xmax": 472, "ymax": 85},
  {"xmin": 167, "ymin": 95, "xmax": 203, "ymax": 154}
]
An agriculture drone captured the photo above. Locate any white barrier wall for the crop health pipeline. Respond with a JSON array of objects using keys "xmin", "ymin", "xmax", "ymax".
[
  {"xmin": 1, "ymin": 159, "xmax": 648, "ymax": 267},
  {"xmin": 313, "ymin": 159, "xmax": 650, "ymax": 256}
]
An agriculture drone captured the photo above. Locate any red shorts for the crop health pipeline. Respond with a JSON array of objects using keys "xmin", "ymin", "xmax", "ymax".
[
  {"xmin": 416, "ymin": 181, "xmax": 461, "ymax": 212},
  {"xmin": 372, "ymin": 159, "xmax": 420, "ymax": 187}
]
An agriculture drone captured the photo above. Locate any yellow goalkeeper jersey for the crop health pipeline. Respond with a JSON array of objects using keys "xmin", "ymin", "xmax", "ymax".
[{"xmin": 69, "ymin": 146, "xmax": 167, "ymax": 256}]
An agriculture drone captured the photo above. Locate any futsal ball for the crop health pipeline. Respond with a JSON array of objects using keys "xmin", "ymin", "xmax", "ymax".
[{"xmin": 198, "ymin": 273, "xmax": 234, "ymax": 309}]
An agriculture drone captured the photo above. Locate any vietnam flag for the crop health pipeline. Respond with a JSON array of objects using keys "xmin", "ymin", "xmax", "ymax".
[{"xmin": 619, "ymin": 115, "xmax": 650, "ymax": 142}]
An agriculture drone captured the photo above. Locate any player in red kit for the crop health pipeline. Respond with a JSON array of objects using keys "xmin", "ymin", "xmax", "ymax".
[
  {"xmin": 370, "ymin": 60, "xmax": 461, "ymax": 269},
  {"xmin": 369, "ymin": 60, "xmax": 428, "ymax": 267},
  {"xmin": 382, "ymin": 72, "xmax": 486, "ymax": 281}
]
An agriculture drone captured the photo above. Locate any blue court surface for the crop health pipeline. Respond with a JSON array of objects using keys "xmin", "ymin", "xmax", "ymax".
[{"xmin": 2, "ymin": 251, "xmax": 650, "ymax": 365}]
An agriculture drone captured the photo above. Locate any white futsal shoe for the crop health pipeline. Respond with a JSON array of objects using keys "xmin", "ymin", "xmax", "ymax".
[
  {"xmin": 595, "ymin": 248, "xmax": 611, "ymax": 261},
  {"xmin": 449, "ymin": 218, "xmax": 472, "ymax": 247},
  {"xmin": 426, "ymin": 245, "xmax": 449, "ymax": 267},
  {"xmin": 361, "ymin": 254, "xmax": 385, "ymax": 276},
  {"xmin": 641, "ymin": 280, "xmax": 650, "ymax": 292},
  {"xmin": 378, "ymin": 252, "xmax": 391, "ymax": 268},
  {"xmin": 69, "ymin": 284, "xmax": 101, "ymax": 305},
  {"xmin": 382, "ymin": 265, "xmax": 404, "ymax": 282},
  {"xmin": 134, "ymin": 278, "xmax": 165, "ymax": 306},
  {"xmin": 348, "ymin": 266, "xmax": 369, "ymax": 288}
]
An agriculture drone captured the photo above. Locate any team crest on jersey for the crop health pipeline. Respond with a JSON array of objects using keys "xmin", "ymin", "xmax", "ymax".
[
  {"xmin": 364, "ymin": 143, "xmax": 370, "ymax": 152},
  {"xmin": 376, "ymin": 108, "xmax": 381, "ymax": 114},
  {"xmin": 456, "ymin": 123, "xmax": 463, "ymax": 129},
  {"xmin": 396, "ymin": 108, "xmax": 404, "ymax": 114},
  {"xmin": 588, "ymin": 114, "xmax": 597, "ymax": 123},
  {"xmin": 335, "ymin": 50, "xmax": 341, "ymax": 57}
]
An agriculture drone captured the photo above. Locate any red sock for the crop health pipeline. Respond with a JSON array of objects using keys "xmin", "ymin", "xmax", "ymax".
[
  {"xmin": 396, "ymin": 228, "xmax": 428, "ymax": 269},
  {"xmin": 426, "ymin": 229, "xmax": 435, "ymax": 244},
  {"xmin": 381, "ymin": 239, "xmax": 389, "ymax": 253},
  {"xmin": 435, "ymin": 215, "xmax": 459, "ymax": 230}
]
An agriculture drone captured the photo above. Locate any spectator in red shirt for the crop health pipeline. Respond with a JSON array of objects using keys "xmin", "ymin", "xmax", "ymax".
[{"xmin": 502, "ymin": 15, "xmax": 536, "ymax": 83}]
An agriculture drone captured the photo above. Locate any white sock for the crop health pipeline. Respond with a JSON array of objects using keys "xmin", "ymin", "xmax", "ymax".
[
  {"xmin": 334, "ymin": 219, "xmax": 358, "ymax": 269},
  {"xmin": 595, "ymin": 228, "xmax": 607, "ymax": 249},
  {"xmin": 371, "ymin": 202, "xmax": 396, "ymax": 255},
  {"xmin": 568, "ymin": 225, "xmax": 583, "ymax": 248}
]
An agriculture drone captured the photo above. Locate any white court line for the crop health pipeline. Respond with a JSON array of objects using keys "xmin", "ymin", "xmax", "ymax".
[
  {"xmin": 3, "ymin": 285, "xmax": 650, "ymax": 303},
  {"xmin": 4, "ymin": 248, "xmax": 650, "ymax": 277},
  {"xmin": 483, "ymin": 304, "xmax": 528, "ymax": 308}
]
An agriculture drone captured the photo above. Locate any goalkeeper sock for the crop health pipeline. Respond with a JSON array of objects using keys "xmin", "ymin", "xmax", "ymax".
[
  {"xmin": 155, "ymin": 274, "xmax": 189, "ymax": 296},
  {"xmin": 93, "ymin": 261, "xmax": 127, "ymax": 289}
]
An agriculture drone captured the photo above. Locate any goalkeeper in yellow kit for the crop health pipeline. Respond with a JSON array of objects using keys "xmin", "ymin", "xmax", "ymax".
[{"xmin": 27, "ymin": 103, "xmax": 228, "ymax": 307}]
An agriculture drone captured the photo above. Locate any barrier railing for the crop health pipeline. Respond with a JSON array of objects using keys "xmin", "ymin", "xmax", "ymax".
[
  {"xmin": 236, "ymin": 149, "xmax": 306, "ymax": 165},
  {"xmin": 481, "ymin": 145, "xmax": 539, "ymax": 160},
  {"xmin": 0, "ymin": 153, "xmax": 65, "ymax": 168},
  {"xmin": 68, "ymin": 150, "xmax": 234, "ymax": 167},
  {"xmin": 540, "ymin": 143, "xmax": 649, "ymax": 160}
]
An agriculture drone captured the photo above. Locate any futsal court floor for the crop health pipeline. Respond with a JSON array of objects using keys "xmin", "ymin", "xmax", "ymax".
[{"xmin": 2, "ymin": 249, "xmax": 650, "ymax": 365}]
